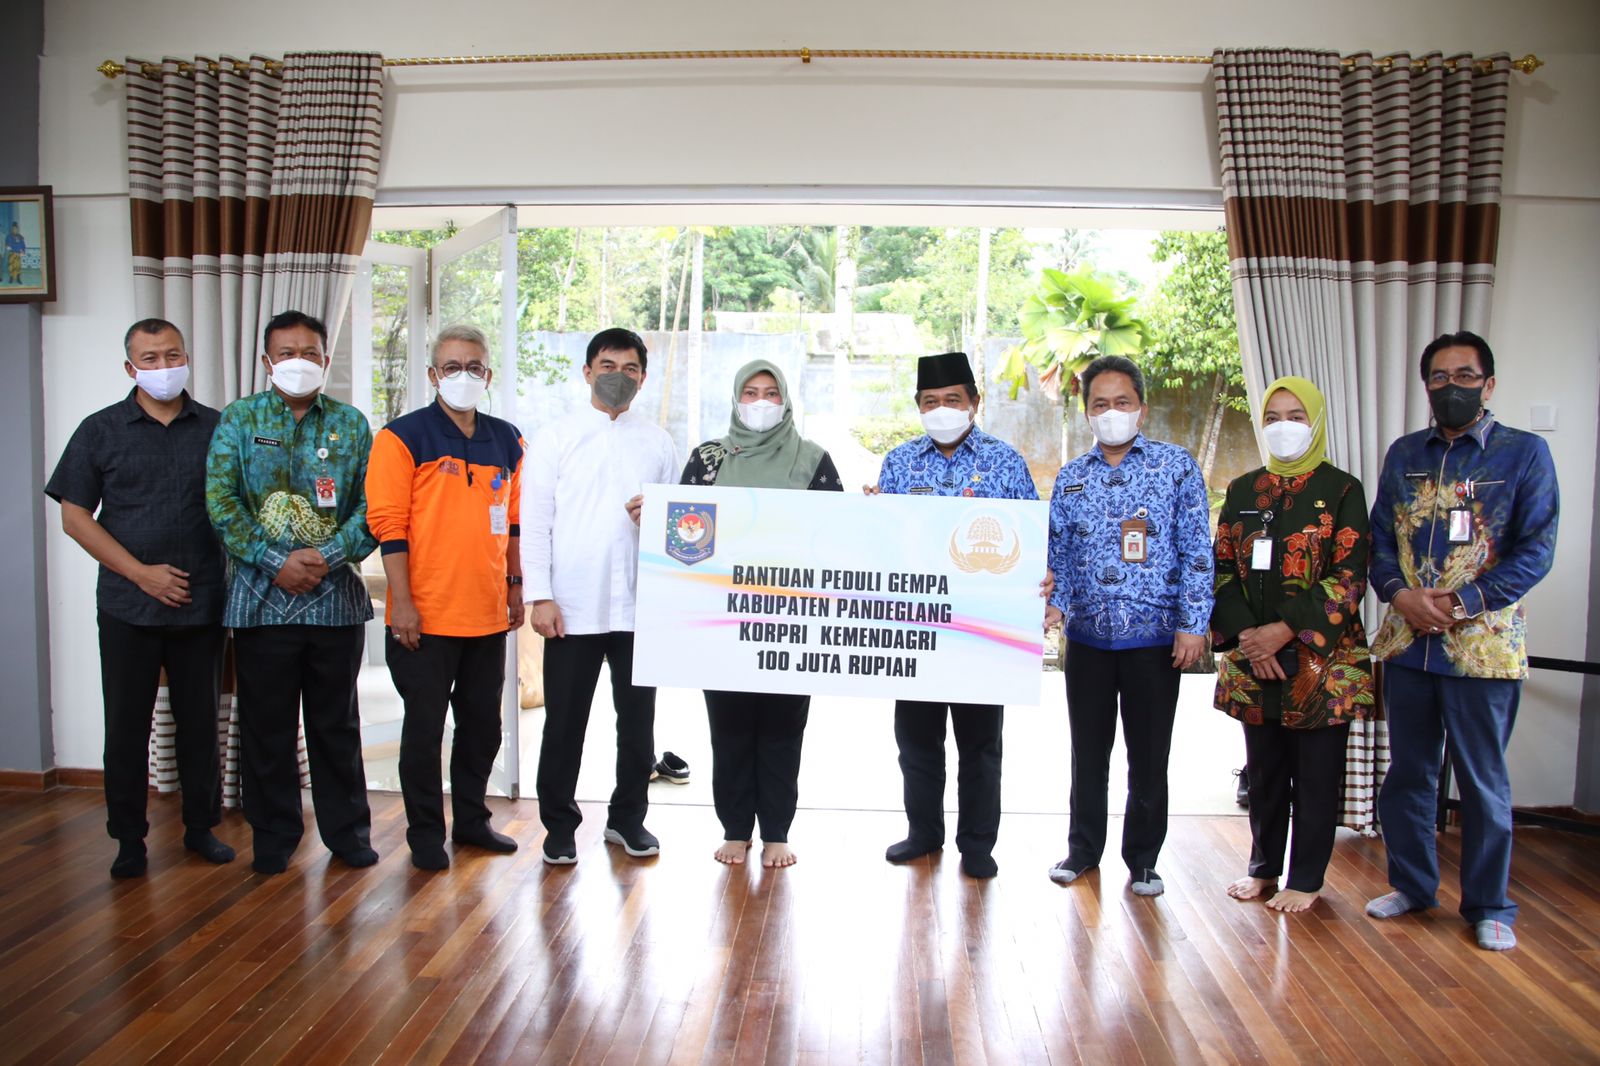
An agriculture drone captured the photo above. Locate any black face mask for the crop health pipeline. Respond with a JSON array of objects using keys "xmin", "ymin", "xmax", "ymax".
[{"xmin": 1428, "ymin": 383, "xmax": 1484, "ymax": 430}]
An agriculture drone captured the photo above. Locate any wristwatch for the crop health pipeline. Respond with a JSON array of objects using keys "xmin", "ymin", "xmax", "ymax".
[
  {"xmin": 1449, "ymin": 593, "xmax": 1467, "ymax": 621},
  {"xmin": 506, "ymin": 575, "xmax": 523, "ymax": 588}
]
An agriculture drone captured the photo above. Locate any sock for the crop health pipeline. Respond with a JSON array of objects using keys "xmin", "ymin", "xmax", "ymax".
[
  {"xmin": 252, "ymin": 852, "xmax": 289, "ymax": 875},
  {"xmin": 411, "ymin": 843, "xmax": 449, "ymax": 870},
  {"xmin": 110, "ymin": 839, "xmax": 147, "ymax": 879},
  {"xmin": 338, "ymin": 845, "xmax": 379, "ymax": 868},
  {"xmin": 184, "ymin": 828, "xmax": 236, "ymax": 864},
  {"xmin": 452, "ymin": 825, "xmax": 518, "ymax": 853}
]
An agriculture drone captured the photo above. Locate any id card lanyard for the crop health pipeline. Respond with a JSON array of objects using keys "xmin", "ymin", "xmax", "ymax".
[
  {"xmin": 313, "ymin": 413, "xmax": 339, "ymax": 510},
  {"xmin": 489, "ymin": 467, "xmax": 509, "ymax": 536},
  {"xmin": 1120, "ymin": 507, "xmax": 1149, "ymax": 563},
  {"xmin": 1446, "ymin": 477, "xmax": 1500, "ymax": 543}
]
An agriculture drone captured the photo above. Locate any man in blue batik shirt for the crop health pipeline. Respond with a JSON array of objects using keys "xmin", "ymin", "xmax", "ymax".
[
  {"xmin": 1044, "ymin": 355, "xmax": 1213, "ymax": 897},
  {"xmin": 873, "ymin": 351, "xmax": 1041, "ymax": 879}
]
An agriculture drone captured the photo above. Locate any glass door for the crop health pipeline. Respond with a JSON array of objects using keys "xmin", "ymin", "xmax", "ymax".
[{"xmin": 430, "ymin": 207, "xmax": 522, "ymax": 799}]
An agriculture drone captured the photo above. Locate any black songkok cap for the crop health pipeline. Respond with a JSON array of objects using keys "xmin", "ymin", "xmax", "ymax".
[{"xmin": 916, "ymin": 351, "xmax": 975, "ymax": 392}]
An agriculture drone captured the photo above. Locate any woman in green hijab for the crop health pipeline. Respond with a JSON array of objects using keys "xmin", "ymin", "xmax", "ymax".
[
  {"xmin": 680, "ymin": 359, "xmax": 842, "ymax": 867},
  {"xmin": 1209, "ymin": 375, "xmax": 1373, "ymax": 912}
]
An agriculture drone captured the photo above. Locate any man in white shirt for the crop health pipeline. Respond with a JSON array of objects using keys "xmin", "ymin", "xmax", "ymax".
[{"xmin": 522, "ymin": 328, "xmax": 679, "ymax": 864}]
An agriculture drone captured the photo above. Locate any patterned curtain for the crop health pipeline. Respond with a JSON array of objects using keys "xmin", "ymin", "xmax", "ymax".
[
  {"xmin": 125, "ymin": 51, "xmax": 382, "ymax": 405},
  {"xmin": 124, "ymin": 50, "xmax": 384, "ymax": 803},
  {"xmin": 1214, "ymin": 48, "xmax": 1512, "ymax": 834}
]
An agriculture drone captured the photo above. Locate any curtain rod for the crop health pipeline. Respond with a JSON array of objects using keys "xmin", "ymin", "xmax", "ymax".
[{"xmin": 96, "ymin": 49, "xmax": 1546, "ymax": 80}]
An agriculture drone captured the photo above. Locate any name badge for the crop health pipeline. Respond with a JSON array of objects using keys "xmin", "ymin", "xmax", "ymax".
[
  {"xmin": 489, "ymin": 503, "xmax": 508, "ymax": 536},
  {"xmin": 1120, "ymin": 518, "xmax": 1148, "ymax": 564},
  {"xmin": 908, "ymin": 486, "xmax": 934, "ymax": 495},
  {"xmin": 314, "ymin": 476, "xmax": 338, "ymax": 509},
  {"xmin": 253, "ymin": 435, "xmax": 282, "ymax": 447},
  {"xmin": 1058, "ymin": 483, "xmax": 1084, "ymax": 495},
  {"xmin": 1448, "ymin": 507, "xmax": 1473, "ymax": 543},
  {"xmin": 1251, "ymin": 537, "xmax": 1274, "ymax": 571}
]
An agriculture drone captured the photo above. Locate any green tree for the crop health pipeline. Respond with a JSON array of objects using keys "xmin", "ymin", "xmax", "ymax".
[
  {"xmin": 878, "ymin": 228, "xmax": 1035, "ymax": 352},
  {"xmin": 1141, "ymin": 229, "xmax": 1244, "ymax": 482},
  {"xmin": 855, "ymin": 226, "xmax": 936, "ymax": 310},
  {"xmin": 996, "ymin": 267, "xmax": 1149, "ymax": 406}
]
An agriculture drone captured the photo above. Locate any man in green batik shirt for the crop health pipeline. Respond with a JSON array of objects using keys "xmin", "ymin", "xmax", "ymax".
[{"xmin": 206, "ymin": 310, "xmax": 379, "ymax": 875}]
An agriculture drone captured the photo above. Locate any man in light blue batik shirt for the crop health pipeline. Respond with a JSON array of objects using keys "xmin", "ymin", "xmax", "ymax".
[
  {"xmin": 1045, "ymin": 355, "xmax": 1214, "ymax": 897},
  {"xmin": 875, "ymin": 351, "xmax": 1040, "ymax": 880}
]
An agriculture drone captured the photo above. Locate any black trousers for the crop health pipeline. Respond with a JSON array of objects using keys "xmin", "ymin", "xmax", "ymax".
[
  {"xmin": 388, "ymin": 630, "xmax": 506, "ymax": 851},
  {"xmin": 893, "ymin": 701, "xmax": 1003, "ymax": 857},
  {"xmin": 705, "ymin": 690, "xmax": 810, "ymax": 842},
  {"xmin": 97, "ymin": 613, "xmax": 225, "ymax": 841},
  {"xmin": 1063, "ymin": 640, "xmax": 1181, "ymax": 873},
  {"xmin": 1242, "ymin": 719, "xmax": 1349, "ymax": 892},
  {"xmin": 536, "ymin": 631, "xmax": 655, "ymax": 839},
  {"xmin": 233, "ymin": 624, "xmax": 372, "ymax": 858}
]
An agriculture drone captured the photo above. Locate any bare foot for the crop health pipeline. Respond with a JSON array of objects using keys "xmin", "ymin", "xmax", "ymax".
[
  {"xmin": 1227, "ymin": 876, "xmax": 1277, "ymax": 901},
  {"xmin": 1265, "ymin": 888, "xmax": 1320, "ymax": 913},
  {"xmin": 714, "ymin": 840, "xmax": 751, "ymax": 864},
  {"xmin": 762, "ymin": 843, "xmax": 797, "ymax": 868}
]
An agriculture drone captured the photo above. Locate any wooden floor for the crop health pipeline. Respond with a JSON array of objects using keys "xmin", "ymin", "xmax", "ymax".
[{"xmin": 2, "ymin": 790, "xmax": 1598, "ymax": 1066}]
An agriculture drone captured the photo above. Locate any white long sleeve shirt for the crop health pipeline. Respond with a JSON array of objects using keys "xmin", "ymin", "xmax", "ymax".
[{"xmin": 519, "ymin": 404, "xmax": 679, "ymax": 634}]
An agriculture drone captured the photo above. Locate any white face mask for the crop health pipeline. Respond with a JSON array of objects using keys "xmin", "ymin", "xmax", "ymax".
[
  {"xmin": 736, "ymin": 400, "xmax": 785, "ymax": 433},
  {"xmin": 1088, "ymin": 408, "xmax": 1140, "ymax": 447},
  {"xmin": 437, "ymin": 372, "xmax": 488, "ymax": 412},
  {"xmin": 1262, "ymin": 419, "xmax": 1314, "ymax": 462},
  {"xmin": 920, "ymin": 405, "xmax": 973, "ymax": 445},
  {"xmin": 269, "ymin": 356, "xmax": 326, "ymax": 398},
  {"xmin": 133, "ymin": 364, "xmax": 189, "ymax": 402}
]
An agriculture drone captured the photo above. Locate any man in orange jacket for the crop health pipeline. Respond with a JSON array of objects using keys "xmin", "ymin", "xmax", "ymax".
[{"xmin": 366, "ymin": 324, "xmax": 527, "ymax": 870}]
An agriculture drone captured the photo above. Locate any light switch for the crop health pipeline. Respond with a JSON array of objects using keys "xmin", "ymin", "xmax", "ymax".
[{"xmin": 1529, "ymin": 404, "xmax": 1556, "ymax": 432}]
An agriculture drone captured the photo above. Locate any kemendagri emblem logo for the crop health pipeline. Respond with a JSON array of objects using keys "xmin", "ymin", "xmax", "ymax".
[
  {"xmin": 666, "ymin": 502, "xmax": 717, "ymax": 566},
  {"xmin": 949, "ymin": 514, "xmax": 1021, "ymax": 574}
]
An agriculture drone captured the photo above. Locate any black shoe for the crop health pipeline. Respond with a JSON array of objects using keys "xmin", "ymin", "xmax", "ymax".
[
  {"xmin": 651, "ymin": 752, "xmax": 691, "ymax": 784},
  {"xmin": 1234, "ymin": 766, "xmax": 1250, "ymax": 808},
  {"xmin": 110, "ymin": 839, "xmax": 148, "ymax": 879},
  {"xmin": 453, "ymin": 825, "xmax": 518, "ymax": 854},
  {"xmin": 410, "ymin": 842, "xmax": 450, "ymax": 871},
  {"xmin": 604, "ymin": 824, "xmax": 660, "ymax": 857},
  {"xmin": 184, "ymin": 828, "xmax": 236, "ymax": 864},
  {"xmin": 336, "ymin": 845, "xmax": 380, "ymax": 868},
  {"xmin": 542, "ymin": 834, "xmax": 578, "ymax": 865},
  {"xmin": 252, "ymin": 852, "xmax": 290, "ymax": 876},
  {"xmin": 885, "ymin": 838, "xmax": 941, "ymax": 863},
  {"xmin": 960, "ymin": 852, "xmax": 998, "ymax": 879}
]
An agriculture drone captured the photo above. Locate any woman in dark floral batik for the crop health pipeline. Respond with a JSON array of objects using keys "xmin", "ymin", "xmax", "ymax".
[{"xmin": 1210, "ymin": 376, "xmax": 1373, "ymax": 912}]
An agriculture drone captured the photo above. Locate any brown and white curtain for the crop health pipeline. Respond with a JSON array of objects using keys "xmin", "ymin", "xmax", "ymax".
[
  {"xmin": 125, "ymin": 50, "xmax": 383, "ymax": 406},
  {"xmin": 1214, "ymin": 48, "xmax": 1511, "ymax": 834},
  {"xmin": 124, "ymin": 51, "xmax": 384, "ymax": 802}
]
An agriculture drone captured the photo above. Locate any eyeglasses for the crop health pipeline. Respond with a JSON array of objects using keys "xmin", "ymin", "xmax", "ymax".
[
  {"xmin": 437, "ymin": 363, "xmax": 489, "ymax": 380},
  {"xmin": 1427, "ymin": 369, "xmax": 1486, "ymax": 388}
]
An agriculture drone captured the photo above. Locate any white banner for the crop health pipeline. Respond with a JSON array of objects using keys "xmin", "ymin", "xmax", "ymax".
[{"xmin": 633, "ymin": 484, "xmax": 1049, "ymax": 705}]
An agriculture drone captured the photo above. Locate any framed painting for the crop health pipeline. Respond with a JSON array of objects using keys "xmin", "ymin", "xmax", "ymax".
[{"xmin": 0, "ymin": 187, "xmax": 56, "ymax": 303}]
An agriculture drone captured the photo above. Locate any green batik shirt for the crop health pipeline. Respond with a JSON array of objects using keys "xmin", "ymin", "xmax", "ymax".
[{"xmin": 205, "ymin": 389, "xmax": 377, "ymax": 628}]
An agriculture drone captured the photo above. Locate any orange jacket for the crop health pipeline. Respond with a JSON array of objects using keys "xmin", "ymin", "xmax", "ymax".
[{"xmin": 366, "ymin": 402, "xmax": 525, "ymax": 637}]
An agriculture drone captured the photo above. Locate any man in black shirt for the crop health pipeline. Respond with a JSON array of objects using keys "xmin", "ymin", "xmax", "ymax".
[{"xmin": 44, "ymin": 319, "xmax": 233, "ymax": 878}]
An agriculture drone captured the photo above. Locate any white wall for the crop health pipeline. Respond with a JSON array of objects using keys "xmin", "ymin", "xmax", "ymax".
[{"xmin": 37, "ymin": 0, "xmax": 1600, "ymax": 804}]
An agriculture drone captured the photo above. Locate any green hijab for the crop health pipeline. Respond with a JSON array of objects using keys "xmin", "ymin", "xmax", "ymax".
[
  {"xmin": 716, "ymin": 359, "xmax": 827, "ymax": 489},
  {"xmin": 1261, "ymin": 375, "xmax": 1327, "ymax": 477}
]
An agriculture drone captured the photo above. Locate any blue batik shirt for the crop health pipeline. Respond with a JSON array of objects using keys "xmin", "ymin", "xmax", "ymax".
[
  {"xmin": 1048, "ymin": 433, "xmax": 1214, "ymax": 650},
  {"xmin": 876, "ymin": 425, "xmax": 1038, "ymax": 502},
  {"xmin": 1368, "ymin": 413, "xmax": 1559, "ymax": 679}
]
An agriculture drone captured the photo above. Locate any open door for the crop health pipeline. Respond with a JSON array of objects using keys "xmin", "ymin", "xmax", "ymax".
[
  {"xmin": 430, "ymin": 207, "xmax": 522, "ymax": 799},
  {"xmin": 348, "ymin": 209, "xmax": 522, "ymax": 799}
]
